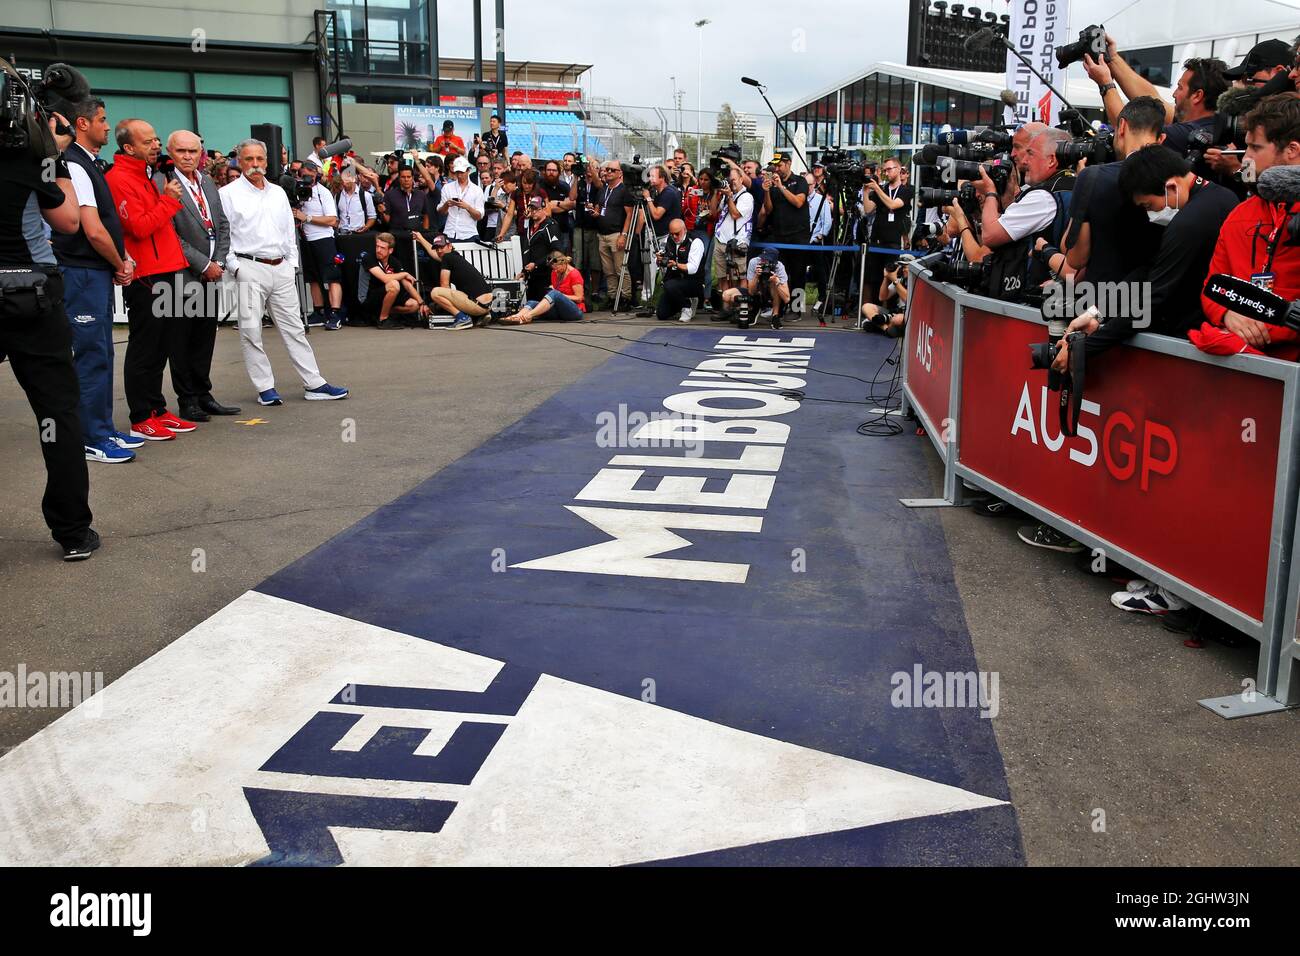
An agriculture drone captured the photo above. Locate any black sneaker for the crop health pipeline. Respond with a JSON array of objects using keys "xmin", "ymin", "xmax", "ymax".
[
  {"xmin": 62, "ymin": 529, "xmax": 101, "ymax": 562},
  {"xmin": 1017, "ymin": 523, "xmax": 1084, "ymax": 553},
  {"xmin": 971, "ymin": 497, "xmax": 1018, "ymax": 518}
]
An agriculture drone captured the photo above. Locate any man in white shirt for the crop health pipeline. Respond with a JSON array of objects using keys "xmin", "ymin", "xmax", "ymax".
[
  {"xmin": 438, "ymin": 156, "xmax": 485, "ymax": 241},
  {"xmin": 712, "ymin": 166, "xmax": 754, "ymax": 292},
  {"xmin": 655, "ymin": 218, "xmax": 707, "ymax": 323},
  {"xmin": 219, "ymin": 139, "xmax": 349, "ymax": 407},
  {"xmin": 335, "ymin": 168, "xmax": 377, "ymax": 235},
  {"xmin": 977, "ymin": 127, "xmax": 1068, "ymax": 250},
  {"xmin": 297, "ymin": 158, "xmax": 345, "ymax": 330}
]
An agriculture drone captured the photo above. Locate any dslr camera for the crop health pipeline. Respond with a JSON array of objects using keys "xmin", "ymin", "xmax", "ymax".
[
  {"xmin": 709, "ymin": 142, "xmax": 742, "ymax": 178},
  {"xmin": 1055, "ymin": 24, "xmax": 1106, "ymax": 70}
]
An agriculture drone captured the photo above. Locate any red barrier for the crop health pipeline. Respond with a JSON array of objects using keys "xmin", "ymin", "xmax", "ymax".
[
  {"xmin": 958, "ymin": 308, "xmax": 1284, "ymax": 622},
  {"xmin": 904, "ymin": 278, "xmax": 957, "ymax": 453}
]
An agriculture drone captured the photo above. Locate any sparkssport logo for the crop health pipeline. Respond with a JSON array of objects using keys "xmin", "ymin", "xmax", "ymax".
[
  {"xmin": 1010, "ymin": 383, "xmax": 1178, "ymax": 491},
  {"xmin": 49, "ymin": 887, "xmax": 151, "ymax": 936}
]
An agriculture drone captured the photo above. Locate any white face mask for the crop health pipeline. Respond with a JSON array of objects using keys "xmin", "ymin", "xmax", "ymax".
[{"xmin": 1147, "ymin": 183, "xmax": 1180, "ymax": 225}]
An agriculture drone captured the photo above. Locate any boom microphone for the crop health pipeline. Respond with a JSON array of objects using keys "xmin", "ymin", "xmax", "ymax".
[
  {"xmin": 318, "ymin": 137, "xmax": 354, "ymax": 161},
  {"xmin": 741, "ymin": 77, "xmax": 762, "ymax": 87},
  {"xmin": 1255, "ymin": 165, "xmax": 1300, "ymax": 206},
  {"xmin": 1203, "ymin": 273, "xmax": 1300, "ymax": 330},
  {"xmin": 1000, "ymin": 89, "xmax": 1019, "ymax": 108}
]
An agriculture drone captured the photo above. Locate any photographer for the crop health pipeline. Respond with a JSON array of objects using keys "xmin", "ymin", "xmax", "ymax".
[
  {"xmin": 861, "ymin": 157, "xmax": 912, "ymax": 304},
  {"xmin": 105, "ymin": 118, "xmax": 198, "ymax": 441},
  {"xmin": 760, "ymin": 152, "xmax": 809, "ymax": 308},
  {"xmin": 0, "ymin": 97, "xmax": 103, "ymax": 559},
  {"xmin": 1056, "ymin": 97, "xmax": 1167, "ymax": 286},
  {"xmin": 416, "ymin": 232, "xmax": 493, "ymax": 330},
  {"xmin": 335, "ymin": 167, "xmax": 378, "ymax": 235},
  {"xmin": 296, "ymin": 158, "xmax": 345, "ymax": 331},
  {"xmin": 1195, "ymin": 92, "xmax": 1300, "ymax": 360},
  {"xmin": 1055, "ymin": 146, "xmax": 1239, "ymax": 368},
  {"xmin": 712, "ymin": 164, "xmax": 754, "ymax": 296},
  {"xmin": 431, "ymin": 120, "xmax": 466, "ymax": 160},
  {"xmin": 52, "ymin": 97, "xmax": 136, "ymax": 463},
  {"xmin": 942, "ymin": 198, "xmax": 991, "ymax": 265},
  {"xmin": 482, "ymin": 114, "xmax": 508, "ymax": 160},
  {"xmin": 720, "ymin": 246, "xmax": 790, "ymax": 329},
  {"xmin": 574, "ymin": 159, "xmax": 604, "ymax": 297},
  {"xmin": 860, "ymin": 257, "xmax": 910, "ymax": 337},
  {"xmin": 592, "ymin": 162, "xmax": 634, "ymax": 305},
  {"xmin": 655, "ymin": 218, "xmax": 707, "ymax": 323},
  {"xmin": 641, "ymin": 163, "xmax": 683, "ymax": 241},
  {"xmin": 438, "ymin": 156, "xmax": 485, "ymax": 242},
  {"xmin": 383, "ymin": 165, "xmax": 429, "ymax": 234}
]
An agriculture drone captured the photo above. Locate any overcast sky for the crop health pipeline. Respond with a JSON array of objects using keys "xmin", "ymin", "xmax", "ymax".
[{"xmin": 432, "ymin": 2, "xmax": 912, "ymax": 121}]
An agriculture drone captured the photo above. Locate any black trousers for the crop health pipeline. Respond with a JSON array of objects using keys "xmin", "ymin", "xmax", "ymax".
[
  {"xmin": 656, "ymin": 275, "xmax": 704, "ymax": 320},
  {"xmin": 0, "ymin": 270, "xmax": 93, "ymax": 548},
  {"xmin": 125, "ymin": 272, "xmax": 182, "ymax": 424},
  {"xmin": 168, "ymin": 278, "xmax": 219, "ymax": 405},
  {"xmin": 776, "ymin": 246, "xmax": 806, "ymax": 311}
]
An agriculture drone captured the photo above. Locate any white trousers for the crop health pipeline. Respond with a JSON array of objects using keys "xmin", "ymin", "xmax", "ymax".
[{"xmin": 232, "ymin": 259, "xmax": 325, "ymax": 392}]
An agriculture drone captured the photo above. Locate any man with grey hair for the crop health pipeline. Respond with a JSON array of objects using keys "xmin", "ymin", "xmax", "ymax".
[
  {"xmin": 975, "ymin": 126, "xmax": 1070, "ymax": 252},
  {"xmin": 218, "ymin": 139, "xmax": 348, "ymax": 406}
]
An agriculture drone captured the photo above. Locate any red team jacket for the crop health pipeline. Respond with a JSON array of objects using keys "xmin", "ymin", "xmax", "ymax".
[{"xmin": 104, "ymin": 152, "xmax": 188, "ymax": 279}]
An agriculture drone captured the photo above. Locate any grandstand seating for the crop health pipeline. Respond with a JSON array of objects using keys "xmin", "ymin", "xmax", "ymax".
[{"xmin": 503, "ymin": 110, "xmax": 607, "ymax": 160}]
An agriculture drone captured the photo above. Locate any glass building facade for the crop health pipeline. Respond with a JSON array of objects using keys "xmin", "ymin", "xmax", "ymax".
[{"xmin": 778, "ymin": 69, "xmax": 1003, "ymax": 157}]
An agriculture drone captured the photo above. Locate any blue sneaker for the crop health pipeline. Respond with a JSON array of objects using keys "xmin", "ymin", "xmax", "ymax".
[
  {"xmin": 258, "ymin": 388, "xmax": 284, "ymax": 406},
  {"xmin": 306, "ymin": 309, "xmax": 326, "ymax": 327},
  {"xmin": 85, "ymin": 438, "xmax": 135, "ymax": 464},
  {"xmin": 324, "ymin": 310, "xmax": 343, "ymax": 331},
  {"xmin": 111, "ymin": 430, "xmax": 145, "ymax": 450},
  {"xmin": 449, "ymin": 312, "xmax": 473, "ymax": 331},
  {"xmin": 305, "ymin": 383, "xmax": 349, "ymax": 401}
]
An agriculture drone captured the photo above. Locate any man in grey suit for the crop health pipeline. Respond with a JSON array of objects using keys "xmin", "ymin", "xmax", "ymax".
[{"xmin": 155, "ymin": 129, "xmax": 241, "ymax": 419}]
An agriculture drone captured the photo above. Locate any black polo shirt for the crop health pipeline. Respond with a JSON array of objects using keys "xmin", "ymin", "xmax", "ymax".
[
  {"xmin": 767, "ymin": 173, "xmax": 809, "ymax": 242},
  {"xmin": 594, "ymin": 182, "xmax": 630, "ymax": 235},
  {"xmin": 541, "ymin": 178, "xmax": 573, "ymax": 233},
  {"xmin": 439, "ymin": 249, "xmax": 491, "ymax": 300},
  {"xmin": 650, "ymin": 183, "xmax": 683, "ymax": 238},
  {"xmin": 524, "ymin": 219, "xmax": 562, "ymax": 300}
]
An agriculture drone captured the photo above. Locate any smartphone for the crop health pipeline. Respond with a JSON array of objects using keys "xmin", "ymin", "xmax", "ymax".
[{"xmin": 1218, "ymin": 149, "xmax": 1246, "ymax": 157}]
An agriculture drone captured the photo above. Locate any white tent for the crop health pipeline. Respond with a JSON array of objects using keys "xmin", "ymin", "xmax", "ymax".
[{"xmin": 1068, "ymin": 0, "xmax": 1299, "ymax": 54}]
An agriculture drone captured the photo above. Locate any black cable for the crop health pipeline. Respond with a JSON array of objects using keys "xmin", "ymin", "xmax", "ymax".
[{"xmin": 857, "ymin": 336, "xmax": 905, "ymax": 436}]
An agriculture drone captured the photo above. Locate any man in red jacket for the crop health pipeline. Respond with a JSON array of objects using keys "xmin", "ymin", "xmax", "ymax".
[
  {"xmin": 105, "ymin": 118, "xmax": 198, "ymax": 441},
  {"xmin": 1196, "ymin": 93, "xmax": 1300, "ymax": 361}
]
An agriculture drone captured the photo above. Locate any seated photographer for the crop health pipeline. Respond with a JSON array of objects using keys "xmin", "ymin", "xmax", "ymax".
[
  {"xmin": 720, "ymin": 246, "xmax": 790, "ymax": 329},
  {"xmin": 655, "ymin": 218, "xmax": 707, "ymax": 324},
  {"xmin": 1051, "ymin": 145, "xmax": 1240, "ymax": 369},
  {"xmin": 359, "ymin": 232, "xmax": 429, "ymax": 329},
  {"xmin": 415, "ymin": 232, "xmax": 493, "ymax": 330},
  {"xmin": 500, "ymin": 251, "xmax": 586, "ymax": 325},
  {"xmin": 1193, "ymin": 92, "xmax": 1300, "ymax": 360},
  {"xmin": 860, "ymin": 257, "xmax": 910, "ymax": 337}
]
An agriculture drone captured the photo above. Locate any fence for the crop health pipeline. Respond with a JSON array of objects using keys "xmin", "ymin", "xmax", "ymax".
[{"xmin": 901, "ymin": 262, "xmax": 1300, "ymax": 717}]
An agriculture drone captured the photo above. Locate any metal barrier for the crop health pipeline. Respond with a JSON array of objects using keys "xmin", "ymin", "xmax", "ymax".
[{"xmin": 900, "ymin": 263, "xmax": 1300, "ymax": 717}]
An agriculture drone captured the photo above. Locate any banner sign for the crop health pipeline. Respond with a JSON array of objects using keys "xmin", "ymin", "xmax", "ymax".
[
  {"xmin": 905, "ymin": 278, "xmax": 956, "ymax": 452},
  {"xmin": 393, "ymin": 106, "xmax": 481, "ymax": 151},
  {"xmin": 957, "ymin": 307, "xmax": 1283, "ymax": 621},
  {"xmin": 1005, "ymin": 0, "xmax": 1070, "ymax": 126}
]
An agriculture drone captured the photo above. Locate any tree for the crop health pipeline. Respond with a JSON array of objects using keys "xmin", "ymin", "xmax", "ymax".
[{"xmin": 716, "ymin": 103, "xmax": 739, "ymax": 141}]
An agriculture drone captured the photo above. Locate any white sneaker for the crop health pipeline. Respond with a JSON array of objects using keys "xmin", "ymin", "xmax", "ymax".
[
  {"xmin": 679, "ymin": 306, "xmax": 694, "ymax": 323},
  {"xmin": 1111, "ymin": 582, "xmax": 1190, "ymax": 615},
  {"xmin": 758, "ymin": 308, "xmax": 774, "ymax": 319}
]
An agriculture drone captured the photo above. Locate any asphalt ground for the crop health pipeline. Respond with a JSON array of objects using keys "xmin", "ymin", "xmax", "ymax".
[{"xmin": 1, "ymin": 313, "xmax": 1297, "ymax": 865}]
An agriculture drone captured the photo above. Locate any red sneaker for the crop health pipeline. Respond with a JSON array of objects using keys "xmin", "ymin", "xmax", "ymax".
[
  {"xmin": 154, "ymin": 410, "xmax": 197, "ymax": 433},
  {"xmin": 129, "ymin": 417, "xmax": 176, "ymax": 442}
]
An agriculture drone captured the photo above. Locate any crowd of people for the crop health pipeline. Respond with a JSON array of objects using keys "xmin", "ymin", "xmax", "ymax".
[{"xmin": 912, "ymin": 32, "xmax": 1300, "ymax": 641}]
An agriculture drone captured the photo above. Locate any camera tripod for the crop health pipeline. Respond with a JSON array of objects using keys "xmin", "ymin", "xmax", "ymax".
[
  {"xmin": 817, "ymin": 180, "xmax": 868, "ymax": 323},
  {"xmin": 612, "ymin": 192, "xmax": 659, "ymax": 314}
]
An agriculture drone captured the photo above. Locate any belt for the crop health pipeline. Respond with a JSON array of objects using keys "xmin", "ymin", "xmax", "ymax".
[{"xmin": 236, "ymin": 253, "xmax": 285, "ymax": 266}]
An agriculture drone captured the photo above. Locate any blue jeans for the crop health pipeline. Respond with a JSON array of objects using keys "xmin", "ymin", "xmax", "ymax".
[
  {"xmin": 526, "ymin": 290, "xmax": 584, "ymax": 321},
  {"xmin": 62, "ymin": 266, "xmax": 115, "ymax": 444}
]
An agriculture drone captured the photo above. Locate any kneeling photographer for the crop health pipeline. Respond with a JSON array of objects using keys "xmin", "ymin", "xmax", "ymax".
[
  {"xmin": 720, "ymin": 246, "xmax": 791, "ymax": 329},
  {"xmin": 655, "ymin": 218, "xmax": 707, "ymax": 323},
  {"xmin": 861, "ymin": 256, "xmax": 913, "ymax": 337}
]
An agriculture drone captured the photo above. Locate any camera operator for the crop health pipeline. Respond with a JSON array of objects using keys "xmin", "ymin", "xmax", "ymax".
[
  {"xmin": 51, "ymin": 97, "xmax": 137, "ymax": 464},
  {"xmin": 105, "ymin": 118, "xmax": 199, "ymax": 441},
  {"xmin": 712, "ymin": 164, "xmax": 754, "ymax": 297},
  {"xmin": 976, "ymin": 127, "xmax": 1073, "ymax": 298},
  {"xmin": 720, "ymin": 246, "xmax": 790, "ymax": 329},
  {"xmin": 638, "ymin": 164, "xmax": 682, "ymax": 306},
  {"xmin": 1195, "ymin": 92, "xmax": 1300, "ymax": 360},
  {"xmin": 574, "ymin": 159, "xmax": 604, "ymax": 298},
  {"xmin": 0, "ymin": 96, "xmax": 103, "ymax": 559},
  {"xmin": 654, "ymin": 218, "xmax": 707, "ymax": 323},
  {"xmin": 760, "ymin": 152, "xmax": 809, "ymax": 310},
  {"xmin": 860, "ymin": 256, "xmax": 912, "ymax": 337},
  {"xmin": 153, "ymin": 129, "xmax": 241, "ymax": 422},
  {"xmin": 295, "ymin": 158, "xmax": 345, "ymax": 331},
  {"xmin": 861, "ymin": 157, "xmax": 913, "ymax": 305},
  {"xmin": 1055, "ymin": 145, "xmax": 1239, "ymax": 373},
  {"xmin": 416, "ymin": 232, "xmax": 493, "ymax": 330},
  {"xmin": 219, "ymin": 138, "xmax": 349, "ymax": 405},
  {"xmin": 1056, "ymin": 96, "xmax": 1168, "ymax": 286},
  {"xmin": 438, "ymin": 156, "xmax": 486, "ymax": 242}
]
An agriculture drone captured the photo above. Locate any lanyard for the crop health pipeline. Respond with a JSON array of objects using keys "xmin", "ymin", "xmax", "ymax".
[
  {"xmin": 183, "ymin": 174, "xmax": 211, "ymax": 228},
  {"xmin": 600, "ymin": 185, "xmax": 613, "ymax": 216}
]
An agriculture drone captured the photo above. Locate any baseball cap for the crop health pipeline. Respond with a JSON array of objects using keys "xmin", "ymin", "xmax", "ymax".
[
  {"xmin": 759, "ymin": 246, "xmax": 780, "ymax": 263},
  {"xmin": 451, "ymin": 156, "xmax": 471, "ymax": 173},
  {"xmin": 1224, "ymin": 39, "xmax": 1292, "ymax": 79},
  {"xmin": 771, "ymin": 151, "xmax": 792, "ymax": 164},
  {"xmin": 429, "ymin": 234, "xmax": 451, "ymax": 249},
  {"xmin": 442, "ymin": 119, "xmax": 455, "ymax": 131},
  {"xmin": 527, "ymin": 196, "xmax": 547, "ymax": 210}
]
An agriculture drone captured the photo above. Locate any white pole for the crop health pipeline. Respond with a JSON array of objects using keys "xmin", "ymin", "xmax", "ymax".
[{"xmin": 695, "ymin": 19, "xmax": 710, "ymax": 167}]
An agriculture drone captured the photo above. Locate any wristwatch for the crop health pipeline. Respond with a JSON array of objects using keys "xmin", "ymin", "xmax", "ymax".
[{"xmin": 1098, "ymin": 82, "xmax": 1117, "ymax": 96}]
